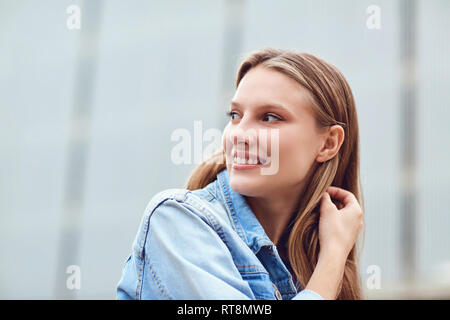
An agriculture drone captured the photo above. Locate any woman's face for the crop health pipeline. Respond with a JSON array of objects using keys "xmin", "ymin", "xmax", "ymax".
[{"xmin": 222, "ymin": 65, "xmax": 328, "ymax": 198}]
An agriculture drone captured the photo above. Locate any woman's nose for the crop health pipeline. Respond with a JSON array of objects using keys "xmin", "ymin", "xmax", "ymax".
[{"xmin": 227, "ymin": 125, "xmax": 259, "ymax": 152}]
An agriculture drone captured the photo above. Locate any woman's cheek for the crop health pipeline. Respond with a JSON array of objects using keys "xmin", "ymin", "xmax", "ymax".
[{"xmin": 280, "ymin": 141, "xmax": 308, "ymax": 177}]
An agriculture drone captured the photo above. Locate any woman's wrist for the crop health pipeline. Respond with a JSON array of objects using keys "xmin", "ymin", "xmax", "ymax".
[
  {"xmin": 305, "ymin": 251, "xmax": 347, "ymax": 299},
  {"xmin": 318, "ymin": 245, "xmax": 348, "ymax": 263}
]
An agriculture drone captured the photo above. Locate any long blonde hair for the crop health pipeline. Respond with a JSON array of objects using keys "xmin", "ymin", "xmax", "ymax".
[{"xmin": 185, "ymin": 48, "xmax": 365, "ymax": 300}]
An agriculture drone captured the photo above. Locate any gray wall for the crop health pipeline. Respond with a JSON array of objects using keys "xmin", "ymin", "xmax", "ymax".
[{"xmin": 0, "ymin": 0, "xmax": 449, "ymax": 298}]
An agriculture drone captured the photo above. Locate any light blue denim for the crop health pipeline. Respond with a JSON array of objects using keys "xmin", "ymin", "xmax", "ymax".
[{"xmin": 116, "ymin": 168, "xmax": 324, "ymax": 300}]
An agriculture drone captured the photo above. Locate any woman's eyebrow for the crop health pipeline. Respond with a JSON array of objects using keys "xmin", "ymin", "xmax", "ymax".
[{"xmin": 230, "ymin": 100, "xmax": 291, "ymax": 113}]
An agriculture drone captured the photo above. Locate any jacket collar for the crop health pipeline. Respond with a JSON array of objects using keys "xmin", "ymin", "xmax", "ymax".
[{"xmin": 215, "ymin": 168, "xmax": 274, "ymax": 254}]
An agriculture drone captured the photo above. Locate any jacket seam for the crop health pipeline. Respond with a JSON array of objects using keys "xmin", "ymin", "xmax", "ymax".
[
  {"xmin": 183, "ymin": 195, "xmax": 272, "ymax": 277},
  {"xmin": 184, "ymin": 194, "xmax": 229, "ymax": 247},
  {"xmin": 137, "ymin": 193, "xmax": 188, "ymax": 299},
  {"xmin": 189, "ymin": 201, "xmax": 271, "ymax": 276},
  {"xmin": 238, "ymin": 270, "xmax": 269, "ymax": 275},
  {"xmin": 135, "ymin": 254, "xmax": 143, "ymax": 299},
  {"xmin": 144, "ymin": 254, "xmax": 173, "ymax": 299},
  {"xmin": 138, "ymin": 191, "xmax": 188, "ymax": 254}
]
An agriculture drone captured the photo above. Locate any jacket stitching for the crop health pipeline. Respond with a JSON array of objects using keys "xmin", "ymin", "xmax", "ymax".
[
  {"xmin": 137, "ymin": 193, "xmax": 188, "ymax": 299},
  {"xmin": 184, "ymin": 195, "xmax": 229, "ymax": 247},
  {"xmin": 237, "ymin": 270, "xmax": 269, "ymax": 275},
  {"xmin": 184, "ymin": 194, "xmax": 273, "ymax": 278},
  {"xmin": 135, "ymin": 254, "xmax": 143, "ymax": 299},
  {"xmin": 213, "ymin": 180, "xmax": 218, "ymax": 198},
  {"xmin": 131, "ymin": 186, "xmax": 293, "ymax": 299},
  {"xmin": 138, "ymin": 191, "xmax": 188, "ymax": 254},
  {"xmin": 144, "ymin": 254, "xmax": 173, "ymax": 299},
  {"xmin": 234, "ymin": 265, "xmax": 269, "ymax": 271}
]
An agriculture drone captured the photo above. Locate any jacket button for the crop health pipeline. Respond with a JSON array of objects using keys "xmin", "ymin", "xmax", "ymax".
[{"xmin": 272, "ymin": 283, "xmax": 282, "ymax": 300}]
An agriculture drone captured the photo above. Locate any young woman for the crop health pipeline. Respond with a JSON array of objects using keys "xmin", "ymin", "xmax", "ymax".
[{"xmin": 117, "ymin": 48, "xmax": 365, "ymax": 300}]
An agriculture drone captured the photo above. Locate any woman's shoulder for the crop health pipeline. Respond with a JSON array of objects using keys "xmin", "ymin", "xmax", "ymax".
[
  {"xmin": 140, "ymin": 188, "xmax": 201, "ymax": 224},
  {"xmin": 139, "ymin": 185, "xmax": 221, "ymax": 227},
  {"xmin": 131, "ymin": 185, "xmax": 231, "ymax": 255},
  {"xmin": 144, "ymin": 188, "xmax": 191, "ymax": 214},
  {"xmin": 143, "ymin": 176, "xmax": 225, "ymax": 220},
  {"xmin": 141, "ymin": 185, "xmax": 217, "ymax": 221},
  {"xmin": 120, "ymin": 187, "xmax": 258, "ymax": 300}
]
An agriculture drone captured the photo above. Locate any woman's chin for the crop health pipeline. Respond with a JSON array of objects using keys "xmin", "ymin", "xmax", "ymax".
[{"xmin": 229, "ymin": 175, "xmax": 267, "ymax": 197}]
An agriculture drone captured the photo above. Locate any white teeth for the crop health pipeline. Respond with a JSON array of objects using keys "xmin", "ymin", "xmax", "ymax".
[
  {"xmin": 232, "ymin": 155, "xmax": 270, "ymax": 165},
  {"xmin": 233, "ymin": 157, "xmax": 245, "ymax": 164},
  {"xmin": 233, "ymin": 156, "xmax": 256, "ymax": 165}
]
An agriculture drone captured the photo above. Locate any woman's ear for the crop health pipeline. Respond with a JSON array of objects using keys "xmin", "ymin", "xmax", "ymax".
[{"xmin": 315, "ymin": 125, "xmax": 345, "ymax": 163}]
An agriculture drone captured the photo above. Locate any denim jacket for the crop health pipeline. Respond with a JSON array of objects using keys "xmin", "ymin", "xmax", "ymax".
[{"xmin": 116, "ymin": 168, "xmax": 324, "ymax": 300}]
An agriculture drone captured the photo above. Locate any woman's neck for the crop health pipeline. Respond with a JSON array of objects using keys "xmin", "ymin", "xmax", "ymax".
[{"xmin": 245, "ymin": 187, "xmax": 302, "ymax": 246}]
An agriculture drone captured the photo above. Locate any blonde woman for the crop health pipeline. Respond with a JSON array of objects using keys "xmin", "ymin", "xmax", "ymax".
[{"xmin": 117, "ymin": 48, "xmax": 365, "ymax": 300}]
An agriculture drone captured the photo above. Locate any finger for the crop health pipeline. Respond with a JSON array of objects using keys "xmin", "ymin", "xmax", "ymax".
[
  {"xmin": 320, "ymin": 192, "xmax": 337, "ymax": 212},
  {"xmin": 327, "ymin": 186, "xmax": 358, "ymax": 208}
]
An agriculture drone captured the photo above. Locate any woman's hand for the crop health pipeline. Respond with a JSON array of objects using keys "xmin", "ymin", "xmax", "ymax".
[
  {"xmin": 304, "ymin": 187, "xmax": 363, "ymax": 299},
  {"xmin": 318, "ymin": 186, "xmax": 364, "ymax": 261}
]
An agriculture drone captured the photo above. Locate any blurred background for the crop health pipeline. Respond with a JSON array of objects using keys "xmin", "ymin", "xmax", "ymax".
[{"xmin": 1, "ymin": 0, "xmax": 449, "ymax": 299}]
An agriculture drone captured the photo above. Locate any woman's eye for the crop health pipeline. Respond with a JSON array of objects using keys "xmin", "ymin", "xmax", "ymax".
[
  {"xmin": 226, "ymin": 111, "xmax": 240, "ymax": 121},
  {"xmin": 226, "ymin": 111, "xmax": 282, "ymax": 122},
  {"xmin": 263, "ymin": 113, "xmax": 282, "ymax": 122}
]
